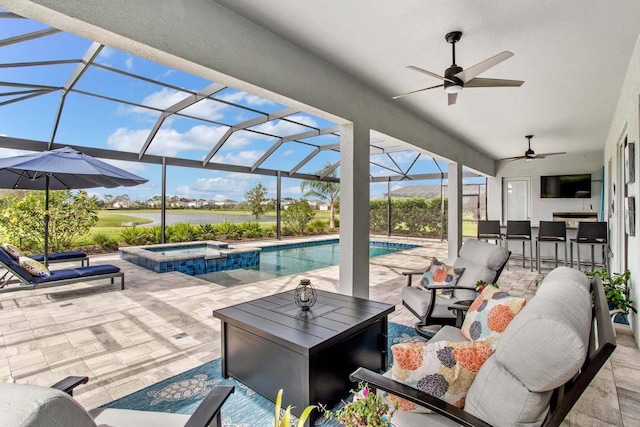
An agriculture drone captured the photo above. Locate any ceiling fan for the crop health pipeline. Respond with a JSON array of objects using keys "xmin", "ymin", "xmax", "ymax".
[
  {"xmin": 393, "ymin": 31, "xmax": 524, "ymax": 105},
  {"xmin": 501, "ymin": 135, "xmax": 566, "ymax": 161}
]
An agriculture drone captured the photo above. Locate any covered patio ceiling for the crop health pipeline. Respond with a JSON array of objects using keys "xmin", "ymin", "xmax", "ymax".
[{"xmin": 0, "ymin": 10, "xmax": 481, "ymax": 186}]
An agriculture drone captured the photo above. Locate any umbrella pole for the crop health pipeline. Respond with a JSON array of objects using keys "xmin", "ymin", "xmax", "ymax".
[{"xmin": 44, "ymin": 175, "xmax": 50, "ymax": 266}]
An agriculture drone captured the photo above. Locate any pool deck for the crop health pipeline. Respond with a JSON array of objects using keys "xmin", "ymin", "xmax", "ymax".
[{"xmin": 0, "ymin": 235, "xmax": 639, "ymax": 425}]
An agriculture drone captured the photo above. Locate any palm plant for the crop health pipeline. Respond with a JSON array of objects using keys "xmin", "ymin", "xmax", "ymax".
[{"xmin": 301, "ymin": 163, "xmax": 340, "ymax": 229}]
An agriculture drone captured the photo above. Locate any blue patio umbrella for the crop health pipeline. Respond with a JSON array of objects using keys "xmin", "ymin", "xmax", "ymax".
[{"xmin": 0, "ymin": 146, "xmax": 148, "ymax": 264}]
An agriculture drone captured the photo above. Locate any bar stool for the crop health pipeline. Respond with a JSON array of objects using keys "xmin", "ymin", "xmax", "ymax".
[
  {"xmin": 505, "ymin": 220, "xmax": 533, "ymax": 271},
  {"xmin": 477, "ymin": 220, "xmax": 504, "ymax": 246},
  {"xmin": 570, "ymin": 221, "xmax": 609, "ymax": 272},
  {"xmin": 536, "ymin": 220, "xmax": 567, "ymax": 273}
]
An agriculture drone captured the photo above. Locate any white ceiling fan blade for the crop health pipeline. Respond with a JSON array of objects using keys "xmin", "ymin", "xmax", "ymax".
[
  {"xmin": 455, "ymin": 51, "xmax": 514, "ymax": 83},
  {"xmin": 500, "ymin": 155, "xmax": 526, "ymax": 161},
  {"xmin": 392, "ymin": 84, "xmax": 444, "ymax": 99},
  {"xmin": 406, "ymin": 66, "xmax": 454, "ymax": 83},
  {"xmin": 448, "ymin": 93, "xmax": 458, "ymax": 106},
  {"xmin": 535, "ymin": 152, "xmax": 567, "ymax": 159},
  {"xmin": 464, "ymin": 77, "xmax": 524, "ymax": 88}
]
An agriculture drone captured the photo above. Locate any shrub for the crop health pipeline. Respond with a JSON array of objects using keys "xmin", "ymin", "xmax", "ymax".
[
  {"xmin": 307, "ymin": 219, "xmax": 327, "ymax": 233},
  {"xmin": 0, "ymin": 190, "xmax": 98, "ymax": 252},
  {"xmin": 216, "ymin": 221, "xmax": 240, "ymax": 240},
  {"xmin": 92, "ymin": 232, "xmax": 119, "ymax": 251},
  {"xmin": 198, "ymin": 223, "xmax": 218, "ymax": 240},
  {"xmin": 238, "ymin": 222, "xmax": 263, "ymax": 239},
  {"xmin": 168, "ymin": 222, "xmax": 196, "ymax": 242},
  {"xmin": 120, "ymin": 225, "xmax": 153, "ymax": 245},
  {"xmin": 282, "ymin": 200, "xmax": 315, "ymax": 234}
]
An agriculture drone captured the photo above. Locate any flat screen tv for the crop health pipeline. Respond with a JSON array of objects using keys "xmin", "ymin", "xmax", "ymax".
[{"xmin": 540, "ymin": 174, "xmax": 591, "ymax": 198}]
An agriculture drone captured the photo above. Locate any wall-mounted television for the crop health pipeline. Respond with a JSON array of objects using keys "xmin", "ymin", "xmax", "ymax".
[{"xmin": 540, "ymin": 174, "xmax": 592, "ymax": 198}]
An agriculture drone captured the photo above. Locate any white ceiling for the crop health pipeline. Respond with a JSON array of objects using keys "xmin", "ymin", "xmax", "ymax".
[{"xmin": 213, "ymin": 0, "xmax": 640, "ymax": 161}]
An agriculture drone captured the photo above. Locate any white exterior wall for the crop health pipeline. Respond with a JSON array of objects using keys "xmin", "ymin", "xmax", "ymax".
[
  {"xmin": 487, "ymin": 151, "xmax": 603, "ymax": 225},
  {"xmin": 603, "ymin": 35, "xmax": 640, "ymax": 344}
]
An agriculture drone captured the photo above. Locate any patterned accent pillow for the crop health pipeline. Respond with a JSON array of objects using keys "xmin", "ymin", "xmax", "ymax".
[
  {"xmin": 19, "ymin": 256, "xmax": 51, "ymax": 277},
  {"xmin": 2, "ymin": 242, "xmax": 22, "ymax": 260},
  {"xmin": 420, "ymin": 257, "xmax": 465, "ymax": 298},
  {"xmin": 388, "ymin": 340, "xmax": 494, "ymax": 412},
  {"xmin": 461, "ymin": 286, "xmax": 526, "ymax": 342}
]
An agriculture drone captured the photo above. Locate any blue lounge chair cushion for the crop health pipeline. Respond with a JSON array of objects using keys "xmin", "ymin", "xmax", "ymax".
[
  {"xmin": 32, "ymin": 251, "xmax": 87, "ymax": 262},
  {"xmin": 33, "ymin": 265, "xmax": 121, "ymax": 284}
]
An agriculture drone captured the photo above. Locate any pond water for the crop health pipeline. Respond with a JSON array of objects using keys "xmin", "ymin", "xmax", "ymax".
[{"xmin": 125, "ymin": 212, "xmax": 277, "ymax": 226}]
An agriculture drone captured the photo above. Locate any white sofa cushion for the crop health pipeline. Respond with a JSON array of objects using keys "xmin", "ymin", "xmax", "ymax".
[{"xmin": 0, "ymin": 383, "xmax": 95, "ymax": 427}]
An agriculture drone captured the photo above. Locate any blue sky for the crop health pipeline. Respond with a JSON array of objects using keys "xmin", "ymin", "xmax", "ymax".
[{"xmin": 0, "ymin": 11, "xmax": 467, "ymax": 202}]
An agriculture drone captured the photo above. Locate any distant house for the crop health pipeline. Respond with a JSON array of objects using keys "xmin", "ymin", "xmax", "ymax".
[
  {"xmin": 214, "ymin": 199, "xmax": 239, "ymax": 206},
  {"xmin": 318, "ymin": 202, "xmax": 331, "ymax": 211}
]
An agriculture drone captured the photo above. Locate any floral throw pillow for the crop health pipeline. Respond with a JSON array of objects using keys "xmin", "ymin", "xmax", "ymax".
[
  {"xmin": 461, "ymin": 286, "xmax": 526, "ymax": 342},
  {"xmin": 388, "ymin": 340, "xmax": 494, "ymax": 412},
  {"xmin": 19, "ymin": 256, "xmax": 51, "ymax": 278},
  {"xmin": 420, "ymin": 257, "xmax": 465, "ymax": 298},
  {"xmin": 2, "ymin": 242, "xmax": 22, "ymax": 260}
]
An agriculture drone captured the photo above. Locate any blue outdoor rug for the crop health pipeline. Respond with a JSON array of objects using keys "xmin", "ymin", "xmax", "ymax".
[{"xmin": 101, "ymin": 322, "xmax": 428, "ymax": 426}]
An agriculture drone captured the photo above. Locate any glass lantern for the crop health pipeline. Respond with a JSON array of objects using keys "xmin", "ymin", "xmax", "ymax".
[{"xmin": 294, "ymin": 278, "xmax": 317, "ymax": 311}]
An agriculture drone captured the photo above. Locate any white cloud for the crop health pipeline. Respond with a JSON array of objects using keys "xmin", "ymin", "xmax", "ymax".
[
  {"xmin": 218, "ymin": 90, "xmax": 275, "ymax": 107},
  {"xmin": 107, "ymin": 125, "xmax": 229, "ymax": 157},
  {"xmin": 283, "ymin": 185, "xmax": 303, "ymax": 195},
  {"xmin": 211, "ymin": 150, "xmax": 264, "ymax": 165},
  {"xmin": 251, "ymin": 114, "xmax": 318, "ymax": 136},
  {"xmin": 102, "ymin": 158, "xmax": 147, "ymax": 174},
  {"xmin": 140, "ymin": 88, "xmax": 191, "ymax": 110},
  {"xmin": 125, "ymin": 56, "xmax": 134, "ymax": 71},
  {"xmin": 0, "ymin": 147, "xmax": 34, "ymax": 158},
  {"xmin": 282, "ymin": 149, "xmax": 295, "ymax": 157},
  {"xmin": 177, "ymin": 175, "xmax": 257, "ymax": 199}
]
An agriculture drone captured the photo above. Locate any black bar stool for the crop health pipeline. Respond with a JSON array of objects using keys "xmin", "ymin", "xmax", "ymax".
[
  {"xmin": 477, "ymin": 220, "xmax": 504, "ymax": 246},
  {"xmin": 570, "ymin": 221, "xmax": 609, "ymax": 272},
  {"xmin": 536, "ymin": 220, "xmax": 567, "ymax": 273},
  {"xmin": 505, "ymin": 220, "xmax": 533, "ymax": 271}
]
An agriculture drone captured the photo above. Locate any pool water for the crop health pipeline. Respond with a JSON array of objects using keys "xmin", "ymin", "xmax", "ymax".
[{"xmin": 197, "ymin": 241, "xmax": 415, "ymax": 286}]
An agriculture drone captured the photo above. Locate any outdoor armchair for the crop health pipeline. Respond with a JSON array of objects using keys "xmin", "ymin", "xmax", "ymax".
[
  {"xmin": 0, "ymin": 376, "xmax": 234, "ymax": 427},
  {"xmin": 401, "ymin": 239, "xmax": 510, "ymax": 337}
]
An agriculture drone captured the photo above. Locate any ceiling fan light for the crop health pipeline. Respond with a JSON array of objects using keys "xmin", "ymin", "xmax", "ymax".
[{"xmin": 445, "ymin": 84, "xmax": 463, "ymax": 94}]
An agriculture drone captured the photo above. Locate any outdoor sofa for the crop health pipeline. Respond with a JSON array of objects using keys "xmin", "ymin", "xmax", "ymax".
[
  {"xmin": 0, "ymin": 246, "xmax": 123, "ymax": 293},
  {"xmin": 0, "ymin": 376, "xmax": 234, "ymax": 427},
  {"xmin": 352, "ymin": 266, "xmax": 617, "ymax": 426}
]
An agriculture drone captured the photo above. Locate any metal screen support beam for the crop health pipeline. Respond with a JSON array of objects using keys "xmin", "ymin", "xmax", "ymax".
[
  {"xmin": 387, "ymin": 178, "xmax": 392, "ymax": 237},
  {"xmin": 276, "ymin": 171, "xmax": 282, "ymax": 240},
  {"xmin": 0, "ymin": 28, "xmax": 60, "ymax": 48},
  {"xmin": 49, "ymin": 42, "xmax": 103, "ymax": 149},
  {"xmin": 139, "ymin": 82, "xmax": 226, "ymax": 158},
  {"xmin": 161, "ymin": 157, "xmax": 167, "ymax": 244},
  {"xmin": 202, "ymin": 106, "xmax": 298, "ymax": 165},
  {"xmin": 432, "ymin": 158, "xmax": 445, "ymax": 242}
]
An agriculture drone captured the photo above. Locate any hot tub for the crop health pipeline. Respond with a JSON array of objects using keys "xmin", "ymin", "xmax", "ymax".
[{"xmin": 119, "ymin": 241, "xmax": 260, "ymax": 275}]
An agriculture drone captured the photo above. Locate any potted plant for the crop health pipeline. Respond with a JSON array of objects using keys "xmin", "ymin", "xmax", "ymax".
[
  {"xmin": 274, "ymin": 389, "xmax": 316, "ymax": 427},
  {"xmin": 588, "ymin": 269, "xmax": 636, "ymax": 324},
  {"xmin": 475, "ymin": 280, "xmax": 499, "ymax": 293},
  {"xmin": 318, "ymin": 382, "xmax": 397, "ymax": 427}
]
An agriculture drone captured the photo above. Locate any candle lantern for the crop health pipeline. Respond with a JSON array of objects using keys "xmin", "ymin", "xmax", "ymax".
[{"xmin": 294, "ymin": 278, "xmax": 317, "ymax": 311}]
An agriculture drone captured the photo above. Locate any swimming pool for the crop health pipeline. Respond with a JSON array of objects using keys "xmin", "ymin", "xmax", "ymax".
[{"xmin": 197, "ymin": 239, "xmax": 418, "ymax": 286}]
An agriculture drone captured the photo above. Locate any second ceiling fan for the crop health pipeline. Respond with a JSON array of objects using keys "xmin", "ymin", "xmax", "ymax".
[
  {"xmin": 394, "ymin": 31, "xmax": 524, "ymax": 105},
  {"xmin": 501, "ymin": 135, "xmax": 566, "ymax": 161}
]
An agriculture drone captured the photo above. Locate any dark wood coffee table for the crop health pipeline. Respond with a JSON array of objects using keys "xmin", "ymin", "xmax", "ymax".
[{"xmin": 212, "ymin": 289, "xmax": 394, "ymax": 425}]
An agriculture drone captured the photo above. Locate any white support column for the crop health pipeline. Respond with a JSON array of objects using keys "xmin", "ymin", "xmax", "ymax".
[
  {"xmin": 448, "ymin": 162, "xmax": 463, "ymax": 263},
  {"xmin": 339, "ymin": 123, "xmax": 370, "ymax": 298}
]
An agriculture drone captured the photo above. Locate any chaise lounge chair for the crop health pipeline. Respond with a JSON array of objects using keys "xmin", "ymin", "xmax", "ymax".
[
  {"xmin": 0, "ymin": 376, "xmax": 234, "ymax": 427},
  {"xmin": 2, "ymin": 242, "xmax": 89, "ymax": 266},
  {"xmin": 0, "ymin": 246, "xmax": 123, "ymax": 293}
]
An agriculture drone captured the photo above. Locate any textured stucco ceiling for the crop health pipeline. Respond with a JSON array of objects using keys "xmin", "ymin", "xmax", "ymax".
[{"xmin": 214, "ymin": 0, "xmax": 640, "ymax": 161}]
